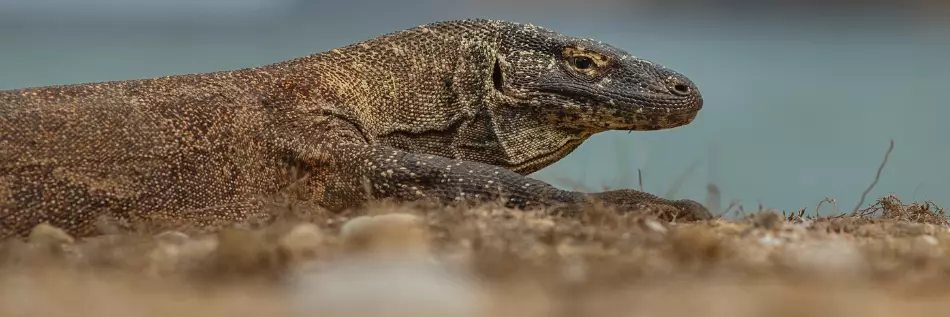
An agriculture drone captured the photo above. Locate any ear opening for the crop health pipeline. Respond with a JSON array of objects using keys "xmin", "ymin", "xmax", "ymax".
[{"xmin": 492, "ymin": 58, "xmax": 504, "ymax": 92}]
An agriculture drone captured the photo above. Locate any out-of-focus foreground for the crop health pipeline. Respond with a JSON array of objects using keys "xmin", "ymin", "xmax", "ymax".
[{"xmin": 1, "ymin": 196, "xmax": 947, "ymax": 317}]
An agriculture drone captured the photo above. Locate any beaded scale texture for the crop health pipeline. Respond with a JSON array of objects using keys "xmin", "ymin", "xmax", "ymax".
[{"xmin": 0, "ymin": 19, "xmax": 706, "ymax": 238}]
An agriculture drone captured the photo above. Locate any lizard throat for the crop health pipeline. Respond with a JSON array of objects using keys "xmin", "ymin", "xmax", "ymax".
[{"xmin": 494, "ymin": 128, "xmax": 591, "ymax": 175}]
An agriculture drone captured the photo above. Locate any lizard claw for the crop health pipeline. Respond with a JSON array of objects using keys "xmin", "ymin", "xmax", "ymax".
[
  {"xmin": 583, "ymin": 189, "xmax": 713, "ymax": 222},
  {"xmin": 668, "ymin": 198, "xmax": 714, "ymax": 221}
]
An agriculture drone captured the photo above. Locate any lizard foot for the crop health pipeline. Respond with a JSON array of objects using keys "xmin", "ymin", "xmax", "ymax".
[{"xmin": 577, "ymin": 189, "xmax": 713, "ymax": 222}]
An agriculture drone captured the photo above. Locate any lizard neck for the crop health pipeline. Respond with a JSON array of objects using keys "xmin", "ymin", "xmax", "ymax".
[
  {"xmin": 258, "ymin": 22, "xmax": 596, "ymax": 175},
  {"xmin": 262, "ymin": 23, "xmax": 506, "ymax": 157},
  {"xmin": 484, "ymin": 103, "xmax": 594, "ymax": 175}
]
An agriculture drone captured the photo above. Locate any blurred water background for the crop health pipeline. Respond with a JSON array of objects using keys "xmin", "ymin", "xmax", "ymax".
[{"xmin": 1, "ymin": 0, "xmax": 947, "ymax": 216}]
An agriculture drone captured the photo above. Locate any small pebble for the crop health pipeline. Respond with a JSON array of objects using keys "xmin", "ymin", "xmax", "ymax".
[
  {"xmin": 28, "ymin": 223, "xmax": 74, "ymax": 246},
  {"xmin": 278, "ymin": 223, "xmax": 325, "ymax": 266},
  {"xmin": 154, "ymin": 231, "xmax": 190, "ymax": 246},
  {"xmin": 206, "ymin": 229, "xmax": 284, "ymax": 278},
  {"xmin": 527, "ymin": 218, "xmax": 556, "ymax": 231},
  {"xmin": 340, "ymin": 213, "xmax": 430, "ymax": 258},
  {"xmin": 920, "ymin": 235, "xmax": 939, "ymax": 245},
  {"xmin": 148, "ymin": 233, "xmax": 215, "ymax": 276},
  {"xmin": 642, "ymin": 219, "xmax": 668, "ymax": 234}
]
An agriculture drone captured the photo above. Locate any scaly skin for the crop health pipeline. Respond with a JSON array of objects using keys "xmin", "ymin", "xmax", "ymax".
[{"xmin": 0, "ymin": 19, "xmax": 709, "ymax": 238}]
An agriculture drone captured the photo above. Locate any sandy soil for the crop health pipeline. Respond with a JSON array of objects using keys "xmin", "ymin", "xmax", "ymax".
[{"xmin": 1, "ymin": 194, "xmax": 948, "ymax": 317}]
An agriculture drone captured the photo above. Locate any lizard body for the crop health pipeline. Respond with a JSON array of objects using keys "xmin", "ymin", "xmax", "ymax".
[{"xmin": 0, "ymin": 19, "xmax": 708, "ymax": 238}]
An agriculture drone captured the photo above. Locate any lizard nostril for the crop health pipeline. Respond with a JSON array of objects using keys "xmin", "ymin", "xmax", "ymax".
[{"xmin": 670, "ymin": 83, "xmax": 691, "ymax": 96}]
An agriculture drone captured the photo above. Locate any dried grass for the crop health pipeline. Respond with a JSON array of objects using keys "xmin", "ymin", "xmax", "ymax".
[{"xmin": 1, "ymin": 194, "xmax": 948, "ymax": 317}]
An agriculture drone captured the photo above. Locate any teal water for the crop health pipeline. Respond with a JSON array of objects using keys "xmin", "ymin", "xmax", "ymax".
[{"xmin": 1, "ymin": 9, "xmax": 947, "ymax": 216}]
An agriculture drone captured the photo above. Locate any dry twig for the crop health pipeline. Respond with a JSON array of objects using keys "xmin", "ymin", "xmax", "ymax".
[{"xmin": 851, "ymin": 139, "xmax": 894, "ymax": 216}]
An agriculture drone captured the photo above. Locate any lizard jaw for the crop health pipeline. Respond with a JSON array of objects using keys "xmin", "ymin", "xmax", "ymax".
[
  {"xmin": 620, "ymin": 96, "xmax": 703, "ymax": 131},
  {"xmin": 622, "ymin": 108, "xmax": 700, "ymax": 131},
  {"xmin": 530, "ymin": 92, "xmax": 703, "ymax": 132}
]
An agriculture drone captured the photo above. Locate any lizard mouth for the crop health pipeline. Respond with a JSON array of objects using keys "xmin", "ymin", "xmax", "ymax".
[
  {"xmin": 538, "ymin": 84, "xmax": 703, "ymax": 113},
  {"xmin": 620, "ymin": 109, "xmax": 700, "ymax": 131},
  {"xmin": 530, "ymin": 88, "xmax": 703, "ymax": 131},
  {"xmin": 604, "ymin": 96, "xmax": 702, "ymax": 131}
]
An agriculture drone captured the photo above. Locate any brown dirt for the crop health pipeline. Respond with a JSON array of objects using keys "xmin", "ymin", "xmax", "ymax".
[{"xmin": 1, "ymin": 194, "xmax": 948, "ymax": 317}]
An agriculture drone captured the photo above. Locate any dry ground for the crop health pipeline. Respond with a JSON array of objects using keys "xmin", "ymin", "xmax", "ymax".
[{"xmin": 1, "ymin": 195, "xmax": 948, "ymax": 317}]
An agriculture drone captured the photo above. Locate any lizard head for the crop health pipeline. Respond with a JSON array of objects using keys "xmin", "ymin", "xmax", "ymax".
[
  {"xmin": 311, "ymin": 19, "xmax": 704, "ymax": 174},
  {"xmin": 489, "ymin": 22, "xmax": 703, "ymax": 132}
]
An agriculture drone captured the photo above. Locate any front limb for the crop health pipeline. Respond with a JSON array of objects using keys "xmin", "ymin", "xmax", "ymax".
[{"xmin": 288, "ymin": 139, "xmax": 711, "ymax": 221}]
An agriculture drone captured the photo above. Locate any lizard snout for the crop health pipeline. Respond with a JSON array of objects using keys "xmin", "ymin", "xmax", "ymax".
[
  {"xmin": 663, "ymin": 72, "xmax": 700, "ymax": 99},
  {"xmin": 658, "ymin": 70, "xmax": 703, "ymax": 112},
  {"xmin": 669, "ymin": 80, "xmax": 693, "ymax": 96}
]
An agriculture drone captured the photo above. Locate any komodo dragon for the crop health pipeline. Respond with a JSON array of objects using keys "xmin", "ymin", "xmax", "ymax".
[{"xmin": 0, "ymin": 19, "xmax": 709, "ymax": 238}]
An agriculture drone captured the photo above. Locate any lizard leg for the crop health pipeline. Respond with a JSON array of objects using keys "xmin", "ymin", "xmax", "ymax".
[{"xmin": 291, "ymin": 141, "xmax": 711, "ymax": 221}]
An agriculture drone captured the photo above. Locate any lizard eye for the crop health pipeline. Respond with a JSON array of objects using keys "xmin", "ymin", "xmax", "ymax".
[{"xmin": 569, "ymin": 56, "xmax": 595, "ymax": 70}]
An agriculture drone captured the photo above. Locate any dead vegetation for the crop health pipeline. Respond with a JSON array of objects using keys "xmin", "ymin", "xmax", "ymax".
[{"xmin": 0, "ymin": 194, "xmax": 948, "ymax": 317}]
